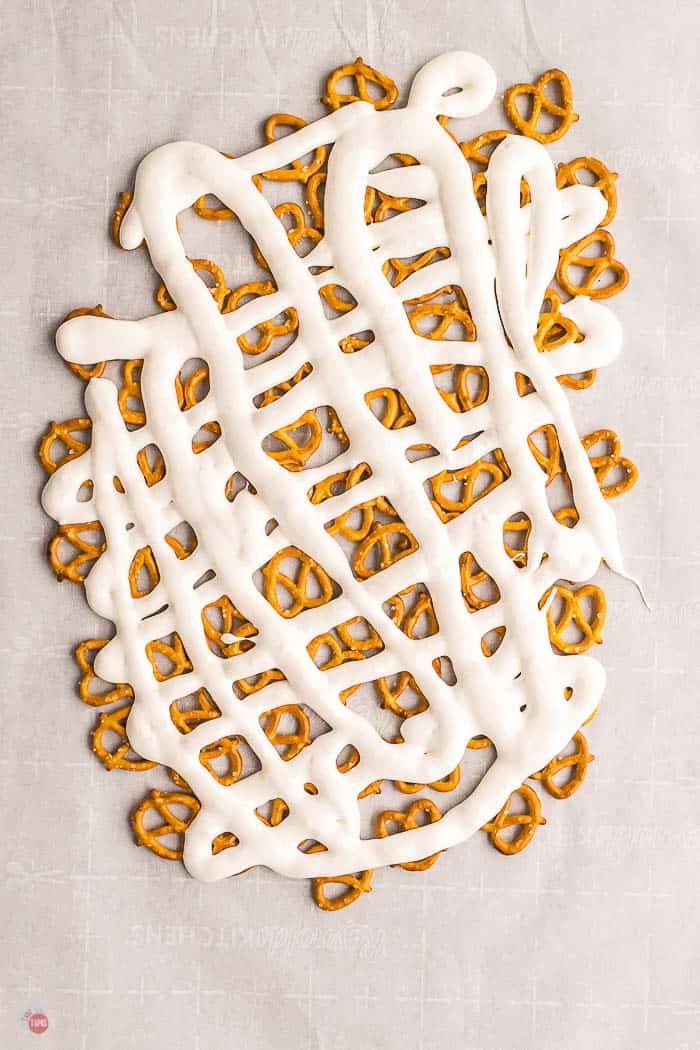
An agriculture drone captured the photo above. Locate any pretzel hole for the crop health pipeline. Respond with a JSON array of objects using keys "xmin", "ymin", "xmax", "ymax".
[
  {"xmin": 164, "ymin": 521, "xmax": 198, "ymax": 559},
  {"xmin": 338, "ymin": 330, "xmax": 375, "ymax": 354},
  {"xmin": 199, "ymin": 734, "xmax": 261, "ymax": 786},
  {"xmin": 297, "ymin": 839, "xmax": 327, "ymax": 854},
  {"xmin": 432, "ymin": 655, "xmax": 457, "ymax": 685},
  {"xmin": 336, "ymin": 744, "xmax": 361, "ymax": 774},
  {"xmin": 76, "ymin": 480, "xmax": 93, "ymax": 503},
  {"xmin": 175, "ymin": 358, "xmax": 210, "ymax": 410},
  {"xmin": 546, "ymin": 471, "xmax": 576, "ymax": 521},
  {"xmin": 115, "ymin": 360, "xmax": 146, "ymax": 430},
  {"xmin": 169, "ymin": 688, "xmax": 222, "ymax": 735}
]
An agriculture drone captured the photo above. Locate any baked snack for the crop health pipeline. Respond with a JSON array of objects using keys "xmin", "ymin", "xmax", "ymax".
[{"xmin": 39, "ymin": 53, "xmax": 637, "ymax": 910}]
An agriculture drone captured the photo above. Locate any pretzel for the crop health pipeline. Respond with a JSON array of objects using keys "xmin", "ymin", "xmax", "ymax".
[
  {"xmin": 404, "ymin": 284, "xmax": 477, "ymax": 341},
  {"xmin": 504, "ymin": 69, "xmax": 579, "ymax": 143},
  {"xmin": 256, "ymin": 797, "xmax": 290, "ymax": 827},
  {"xmin": 47, "ymin": 521, "xmax": 106, "ymax": 584},
  {"xmin": 384, "ymin": 584, "xmax": 439, "ymax": 640},
  {"xmin": 170, "ymin": 687, "xmax": 222, "ymax": 735},
  {"xmin": 155, "ymin": 258, "xmax": 230, "ymax": 312},
  {"xmin": 383, "ymin": 246, "xmax": 450, "ymax": 289},
  {"xmin": 91, "ymin": 703, "xmax": 156, "ymax": 772},
  {"xmin": 557, "ymin": 156, "xmax": 618, "ymax": 227},
  {"xmin": 531, "ymin": 730, "xmax": 594, "ymax": 799},
  {"xmin": 322, "ymin": 57, "xmax": 398, "ymax": 112},
  {"xmin": 312, "ymin": 869, "xmax": 374, "ymax": 910},
  {"xmin": 38, "ymin": 417, "xmax": 92, "ymax": 474},
  {"xmin": 375, "ymin": 798, "xmax": 443, "ymax": 871},
  {"xmin": 325, "ymin": 495, "xmax": 418, "ymax": 580},
  {"xmin": 307, "ymin": 461, "xmax": 372, "ymax": 505},
  {"xmin": 253, "ymin": 201, "xmax": 323, "ymax": 269},
  {"xmin": 61, "ymin": 306, "xmax": 110, "ymax": 380},
  {"xmin": 260, "ymin": 545, "xmax": 336, "ymax": 618},
  {"xmin": 459, "ymin": 551, "xmax": 501, "ymax": 613},
  {"xmin": 541, "ymin": 582, "xmax": 606, "ymax": 655},
  {"xmin": 74, "ymin": 638, "xmax": 134, "ymax": 707},
  {"xmin": 265, "ymin": 406, "xmax": 348, "ymax": 472},
  {"xmin": 430, "ymin": 363, "xmax": 489, "ymax": 413},
  {"xmin": 581, "ymin": 428, "xmax": 638, "ymax": 498},
  {"xmin": 116, "ymin": 359, "xmax": 146, "ymax": 427},
  {"xmin": 111, "ymin": 189, "xmax": 135, "ymax": 246},
  {"xmin": 307, "ymin": 616, "xmax": 384, "ymax": 671},
  {"xmin": 364, "ymin": 387, "xmax": 416, "ymax": 430},
  {"xmin": 145, "ymin": 632, "xmax": 193, "ymax": 682},
  {"xmin": 131, "ymin": 789, "xmax": 201, "ymax": 861},
  {"xmin": 199, "ymin": 734, "xmax": 247, "ymax": 786},
  {"xmin": 201, "ymin": 595, "xmax": 258, "ymax": 658},
  {"xmin": 259, "ymin": 703, "xmax": 311, "ymax": 760},
  {"xmin": 224, "ymin": 280, "xmax": 299, "ymax": 357},
  {"xmin": 394, "ymin": 764, "xmax": 460, "ymax": 795},
  {"xmin": 481, "ymin": 783, "xmax": 546, "ymax": 855},
  {"xmin": 259, "ymin": 114, "xmax": 327, "ymax": 184},
  {"xmin": 556, "ymin": 229, "xmax": 629, "ymax": 300},
  {"xmin": 427, "ymin": 449, "xmax": 511, "ymax": 524}
]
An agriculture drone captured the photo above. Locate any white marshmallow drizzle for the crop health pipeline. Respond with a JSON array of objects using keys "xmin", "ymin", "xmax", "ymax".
[{"xmin": 43, "ymin": 52, "xmax": 630, "ymax": 881}]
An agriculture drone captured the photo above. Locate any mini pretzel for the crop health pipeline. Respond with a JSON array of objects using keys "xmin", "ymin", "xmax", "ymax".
[
  {"xmin": 201, "ymin": 595, "xmax": 258, "ymax": 658},
  {"xmin": 427, "ymin": 449, "xmax": 511, "ymax": 524},
  {"xmin": 62, "ymin": 305, "xmax": 111, "ymax": 380},
  {"xmin": 383, "ymin": 246, "xmax": 450, "ymax": 288},
  {"xmin": 74, "ymin": 638, "xmax": 134, "ymax": 707},
  {"xmin": 131, "ymin": 789, "xmax": 200, "ymax": 861},
  {"xmin": 111, "ymin": 189, "xmax": 135, "ymax": 247},
  {"xmin": 430, "ymin": 363, "xmax": 489, "ymax": 413},
  {"xmin": 404, "ymin": 284, "xmax": 477, "ymax": 341},
  {"xmin": 503, "ymin": 513, "xmax": 532, "ymax": 567},
  {"xmin": 265, "ymin": 406, "xmax": 348, "ymax": 472},
  {"xmin": 557, "ymin": 156, "xmax": 618, "ymax": 227},
  {"xmin": 375, "ymin": 798, "xmax": 443, "ymax": 871},
  {"xmin": 556, "ymin": 229, "xmax": 629, "ymax": 300},
  {"xmin": 155, "ymin": 258, "xmax": 230, "ymax": 312},
  {"xmin": 481, "ymin": 783, "xmax": 546, "ymax": 855},
  {"xmin": 307, "ymin": 462, "xmax": 372, "ymax": 505},
  {"xmin": 259, "ymin": 114, "xmax": 327, "ymax": 184},
  {"xmin": 384, "ymin": 584, "xmax": 439, "ymax": 640},
  {"xmin": 128, "ymin": 545, "xmax": 160, "ymax": 598},
  {"xmin": 145, "ymin": 632, "xmax": 193, "ymax": 682},
  {"xmin": 394, "ymin": 764, "xmax": 460, "ymax": 795},
  {"xmin": 38, "ymin": 418, "xmax": 91, "ymax": 475},
  {"xmin": 47, "ymin": 521, "xmax": 106, "ymax": 583},
  {"xmin": 224, "ymin": 280, "xmax": 299, "ymax": 357},
  {"xmin": 116, "ymin": 359, "xmax": 146, "ymax": 428},
  {"xmin": 325, "ymin": 496, "xmax": 418, "ymax": 581},
  {"xmin": 254, "ymin": 202, "xmax": 323, "ymax": 269},
  {"xmin": 260, "ymin": 545, "xmax": 336, "ymax": 618},
  {"xmin": 307, "ymin": 616, "xmax": 384, "ymax": 671},
  {"xmin": 460, "ymin": 129, "xmax": 511, "ymax": 168},
  {"xmin": 170, "ymin": 687, "xmax": 222, "ymax": 735},
  {"xmin": 255, "ymin": 797, "xmax": 290, "ymax": 827},
  {"xmin": 504, "ymin": 69, "xmax": 579, "ymax": 143},
  {"xmin": 312, "ymin": 869, "xmax": 374, "ymax": 910},
  {"xmin": 459, "ymin": 551, "xmax": 501, "ymax": 613},
  {"xmin": 531, "ymin": 730, "xmax": 594, "ymax": 799},
  {"xmin": 91, "ymin": 703, "xmax": 156, "ymax": 772},
  {"xmin": 199, "ymin": 734, "xmax": 246, "ymax": 786},
  {"xmin": 364, "ymin": 387, "xmax": 416, "ymax": 430},
  {"xmin": 581, "ymin": 428, "xmax": 638, "ymax": 498},
  {"xmin": 259, "ymin": 703, "xmax": 311, "ymax": 760},
  {"xmin": 542, "ymin": 582, "xmax": 606, "ymax": 655},
  {"xmin": 174, "ymin": 363, "xmax": 210, "ymax": 411},
  {"xmin": 136, "ymin": 444, "xmax": 166, "ymax": 487},
  {"xmin": 527, "ymin": 423, "xmax": 564, "ymax": 483},
  {"xmin": 322, "ymin": 57, "xmax": 398, "ymax": 112}
]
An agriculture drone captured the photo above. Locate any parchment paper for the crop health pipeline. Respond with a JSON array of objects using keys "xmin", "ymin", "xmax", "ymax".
[{"xmin": 1, "ymin": 2, "xmax": 698, "ymax": 1047}]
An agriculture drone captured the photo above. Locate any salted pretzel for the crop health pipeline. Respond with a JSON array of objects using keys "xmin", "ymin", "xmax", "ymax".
[
  {"xmin": 531, "ymin": 730, "xmax": 594, "ymax": 799},
  {"xmin": 481, "ymin": 783, "xmax": 546, "ymax": 855},
  {"xmin": 504, "ymin": 69, "xmax": 579, "ymax": 143},
  {"xmin": 375, "ymin": 798, "xmax": 443, "ymax": 871}
]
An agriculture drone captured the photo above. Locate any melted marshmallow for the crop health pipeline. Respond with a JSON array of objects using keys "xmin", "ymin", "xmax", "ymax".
[{"xmin": 43, "ymin": 53, "xmax": 629, "ymax": 881}]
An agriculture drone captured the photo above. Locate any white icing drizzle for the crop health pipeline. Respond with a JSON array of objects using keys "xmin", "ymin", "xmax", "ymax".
[{"xmin": 43, "ymin": 53, "xmax": 631, "ymax": 881}]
